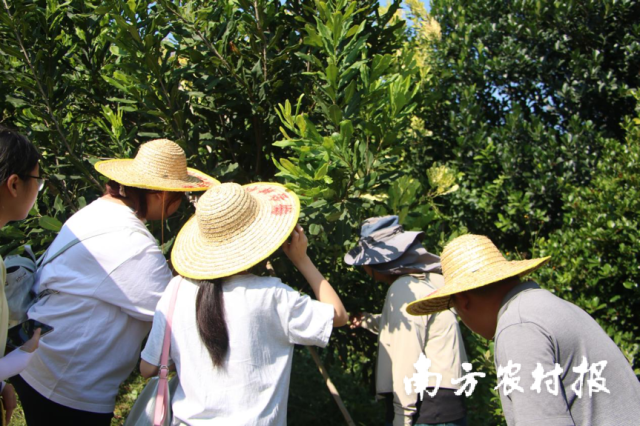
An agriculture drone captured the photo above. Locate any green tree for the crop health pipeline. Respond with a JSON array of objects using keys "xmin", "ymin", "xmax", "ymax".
[
  {"xmin": 1, "ymin": 0, "xmax": 457, "ymax": 424},
  {"xmin": 534, "ymin": 91, "xmax": 640, "ymax": 375},
  {"xmin": 415, "ymin": 0, "xmax": 640, "ymax": 252}
]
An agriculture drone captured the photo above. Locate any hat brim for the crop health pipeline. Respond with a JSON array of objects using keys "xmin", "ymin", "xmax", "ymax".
[
  {"xmin": 345, "ymin": 230, "xmax": 424, "ymax": 265},
  {"xmin": 406, "ymin": 256, "xmax": 550, "ymax": 316},
  {"xmin": 95, "ymin": 159, "xmax": 219, "ymax": 191},
  {"xmin": 171, "ymin": 183, "xmax": 300, "ymax": 280}
]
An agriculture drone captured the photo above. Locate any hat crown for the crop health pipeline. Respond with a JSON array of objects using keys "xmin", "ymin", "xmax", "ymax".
[
  {"xmin": 195, "ymin": 183, "xmax": 259, "ymax": 242},
  {"xmin": 360, "ymin": 215, "xmax": 400, "ymax": 239},
  {"xmin": 132, "ymin": 139, "xmax": 189, "ymax": 180},
  {"xmin": 441, "ymin": 234, "xmax": 507, "ymax": 285}
]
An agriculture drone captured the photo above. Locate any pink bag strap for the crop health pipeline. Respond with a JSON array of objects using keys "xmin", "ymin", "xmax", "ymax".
[{"xmin": 153, "ymin": 278, "xmax": 182, "ymax": 426}]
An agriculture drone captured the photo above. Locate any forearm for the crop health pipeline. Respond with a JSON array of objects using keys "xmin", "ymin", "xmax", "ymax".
[
  {"xmin": 140, "ymin": 359, "xmax": 160, "ymax": 378},
  {"xmin": 392, "ymin": 400, "xmax": 415, "ymax": 426},
  {"xmin": 294, "ymin": 256, "xmax": 348, "ymax": 326},
  {"xmin": 0, "ymin": 349, "xmax": 35, "ymax": 381},
  {"xmin": 360, "ymin": 312, "xmax": 381, "ymax": 334}
]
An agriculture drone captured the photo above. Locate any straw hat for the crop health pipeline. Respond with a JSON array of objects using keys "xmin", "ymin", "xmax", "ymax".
[
  {"xmin": 406, "ymin": 234, "xmax": 550, "ymax": 316},
  {"xmin": 171, "ymin": 182, "xmax": 300, "ymax": 279},
  {"xmin": 94, "ymin": 139, "xmax": 218, "ymax": 191}
]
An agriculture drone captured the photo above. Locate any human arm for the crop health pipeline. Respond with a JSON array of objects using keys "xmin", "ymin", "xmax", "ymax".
[
  {"xmin": 140, "ymin": 280, "xmax": 175, "ymax": 378},
  {"xmin": 282, "ymin": 225, "xmax": 348, "ymax": 327},
  {"xmin": 140, "ymin": 359, "xmax": 159, "ymax": 379},
  {"xmin": 494, "ymin": 324, "xmax": 575, "ymax": 426},
  {"xmin": 1, "ymin": 383, "xmax": 16, "ymax": 424},
  {"xmin": 349, "ymin": 312, "xmax": 381, "ymax": 334},
  {"xmin": 0, "ymin": 328, "xmax": 40, "ymax": 381}
]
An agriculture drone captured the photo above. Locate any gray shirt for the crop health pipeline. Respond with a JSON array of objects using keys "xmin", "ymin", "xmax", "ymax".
[{"xmin": 494, "ymin": 281, "xmax": 640, "ymax": 426}]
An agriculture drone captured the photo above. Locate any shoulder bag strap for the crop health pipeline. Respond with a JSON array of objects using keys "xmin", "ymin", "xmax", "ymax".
[
  {"xmin": 36, "ymin": 226, "xmax": 147, "ymax": 268},
  {"xmin": 153, "ymin": 278, "xmax": 182, "ymax": 426}
]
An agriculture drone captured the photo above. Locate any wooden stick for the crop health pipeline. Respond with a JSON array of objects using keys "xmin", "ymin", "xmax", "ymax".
[{"xmin": 306, "ymin": 346, "xmax": 356, "ymax": 426}]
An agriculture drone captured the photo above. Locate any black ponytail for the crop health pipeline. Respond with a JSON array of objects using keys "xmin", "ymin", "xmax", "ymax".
[{"xmin": 195, "ymin": 279, "xmax": 228, "ymax": 367}]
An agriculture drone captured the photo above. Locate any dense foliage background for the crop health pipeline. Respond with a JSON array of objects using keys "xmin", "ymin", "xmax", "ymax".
[{"xmin": 1, "ymin": 0, "xmax": 638, "ymax": 425}]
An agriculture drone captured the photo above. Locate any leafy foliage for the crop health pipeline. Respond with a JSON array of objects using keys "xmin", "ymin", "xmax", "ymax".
[
  {"xmin": 534, "ymin": 91, "xmax": 640, "ymax": 374},
  {"xmin": 0, "ymin": 0, "xmax": 455, "ymax": 424},
  {"xmin": 1, "ymin": 0, "xmax": 639, "ymax": 425},
  {"xmin": 416, "ymin": 0, "xmax": 640, "ymax": 252}
]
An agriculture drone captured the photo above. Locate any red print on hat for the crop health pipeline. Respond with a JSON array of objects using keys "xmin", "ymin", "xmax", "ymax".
[
  {"xmin": 272, "ymin": 204, "xmax": 293, "ymax": 215},
  {"xmin": 269, "ymin": 193, "xmax": 289, "ymax": 201}
]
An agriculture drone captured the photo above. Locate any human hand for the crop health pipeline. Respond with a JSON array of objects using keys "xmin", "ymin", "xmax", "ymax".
[
  {"xmin": 1, "ymin": 383, "xmax": 17, "ymax": 425},
  {"xmin": 20, "ymin": 328, "xmax": 41, "ymax": 353},
  {"xmin": 281, "ymin": 225, "xmax": 309, "ymax": 267},
  {"xmin": 349, "ymin": 313, "xmax": 365, "ymax": 329}
]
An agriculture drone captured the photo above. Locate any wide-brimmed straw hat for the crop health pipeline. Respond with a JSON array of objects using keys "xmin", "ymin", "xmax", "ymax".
[
  {"xmin": 406, "ymin": 234, "xmax": 550, "ymax": 316},
  {"xmin": 171, "ymin": 182, "xmax": 300, "ymax": 279},
  {"xmin": 94, "ymin": 139, "xmax": 218, "ymax": 191}
]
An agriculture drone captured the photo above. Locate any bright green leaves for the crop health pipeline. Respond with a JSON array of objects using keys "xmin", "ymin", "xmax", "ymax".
[
  {"xmin": 272, "ymin": 0, "xmax": 444, "ymax": 271},
  {"xmin": 38, "ymin": 216, "xmax": 63, "ymax": 232}
]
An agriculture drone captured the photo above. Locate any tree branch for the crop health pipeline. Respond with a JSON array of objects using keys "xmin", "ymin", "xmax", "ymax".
[{"xmin": 2, "ymin": 0, "xmax": 103, "ymax": 192}]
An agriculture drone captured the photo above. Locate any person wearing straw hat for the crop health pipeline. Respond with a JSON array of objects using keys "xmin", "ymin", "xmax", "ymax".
[
  {"xmin": 139, "ymin": 182, "xmax": 348, "ymax": 426},
  {"xmin": 0, "ymin": 126, "xmax": 44, "ymax": 425},
  {"xmin": 12, "ymin": 139, "xmax": 218, "ymax": 426},
  {"xmin": 346, "ymin": 216, "xmax": 468, "ymax": 426},
  {"xmin": 406, "ymin": 234, "xmax": 640, "ymax": 426}
]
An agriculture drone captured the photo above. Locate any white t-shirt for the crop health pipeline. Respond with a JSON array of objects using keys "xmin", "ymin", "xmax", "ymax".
[
  {"xmin": 21, "ymin": 198, "xmax": 173, "ymax": 413},
  {"xmin": 141, "ymin": 274, "xmax": 334, "ymax": 426}
]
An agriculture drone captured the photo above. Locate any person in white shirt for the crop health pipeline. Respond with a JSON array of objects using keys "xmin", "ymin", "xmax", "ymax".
[
  {"xmin": 0, "ymin": 125, "xmax": 43, "ymax": 424},
  {"xmin": 139, "ymin": 182, "xmax": 348, "ymax": 426},
  {"xmin": 12, "ymin": 139, "xmax": 218, "ymax": 426}
]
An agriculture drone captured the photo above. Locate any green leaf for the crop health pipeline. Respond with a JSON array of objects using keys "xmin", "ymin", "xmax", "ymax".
[
  {"xmin": 326, "ymin": 62, "xmax": 338, "ymax": 87},
  {"xmin": 309, "ymin": 224, "xmax": 323, "ymax": 235},
  {"xmin": 314, "ymin": 163, "xmax": 329, "ymax": 180},
  {"xmin": 329, "ymin": 104, "xmax": 342, "ymax": 125},
  {"xmin": 39, "ymin": 216, "xmax": 62, "ymax": 232}
]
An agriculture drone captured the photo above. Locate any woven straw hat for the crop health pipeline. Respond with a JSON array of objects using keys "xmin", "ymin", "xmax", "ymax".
[
  {"xmin": 406, "ymin": 234, "xmax": 550, "ymax": 316},
  {"xmin": 171, "ymin": 182, "xmax": 300, "ymax": 279},
  {"xmin": 94, "ymin": 139, "xmax": 218, "ymax": 191}
]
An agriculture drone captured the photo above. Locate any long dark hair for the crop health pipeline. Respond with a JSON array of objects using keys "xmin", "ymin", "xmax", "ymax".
[
  {"xmin": 105, "ymin": 180, "xmax": 181, "ymax": 219},
  {"xmin": 195, "ymin": 279, "xmax": 229, "ymax": 367},
  {"xmin": 0, "ymin": 125, "xmax": 41, "ymax": 184}
]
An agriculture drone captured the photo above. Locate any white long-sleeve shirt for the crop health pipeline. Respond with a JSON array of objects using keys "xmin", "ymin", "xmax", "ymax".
[
  {"xmin": 21, "ymin": 198, "xmax": 173, "ymax": 413},
  {"xmin": 0, "ymin": 256, "xmax": 36, "ymax": 389}
]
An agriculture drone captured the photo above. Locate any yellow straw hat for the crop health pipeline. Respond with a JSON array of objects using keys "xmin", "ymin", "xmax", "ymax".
[
  {"xmin": 94, "ymin": 139, "xmax": 219, "ymax": 191},
  {"xmin": 406, "ymin": 234, "xmax": 550, "ymax": 316},
  {"xmin": 171, "ymin": 182, "xmax": 300, "ymax": 279}
]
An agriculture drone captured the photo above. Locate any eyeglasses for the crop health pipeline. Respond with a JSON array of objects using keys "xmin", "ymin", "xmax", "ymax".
[{"xmin": 22, "ymin": 174, "xmax": 45, "ymax": 191}]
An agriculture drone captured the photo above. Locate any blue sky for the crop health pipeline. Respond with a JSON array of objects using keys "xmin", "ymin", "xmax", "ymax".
[{"xmin": 380, "ymin": 0, "xmax": 431, "ymax": 12}]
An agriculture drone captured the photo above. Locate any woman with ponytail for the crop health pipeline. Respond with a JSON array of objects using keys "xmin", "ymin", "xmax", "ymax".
[
  {"xmin": 140, "ymin": 182, "xmax": 348, "ymax": 425},
  {"xmin": 13, "ymin": 139, "xmax": 218, "ymax": 426}
]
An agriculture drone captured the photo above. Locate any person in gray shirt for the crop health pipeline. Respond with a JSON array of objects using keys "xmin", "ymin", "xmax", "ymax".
[{"xmin": 406, "ymin": 234, "xmax": 640, "ymax": 426}]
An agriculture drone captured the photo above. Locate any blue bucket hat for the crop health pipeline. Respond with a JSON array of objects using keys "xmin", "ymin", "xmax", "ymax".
[{"xmin": 344, "ymin": 215, "xmax": 441, "ymax": 275}]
